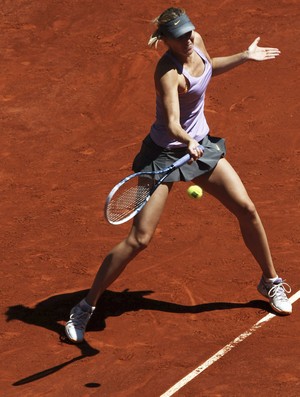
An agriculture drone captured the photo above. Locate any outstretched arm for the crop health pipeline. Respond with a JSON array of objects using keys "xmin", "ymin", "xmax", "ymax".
[{"xmin": 211, "ymin": 37, "xmax": 281, "ymax": 76}]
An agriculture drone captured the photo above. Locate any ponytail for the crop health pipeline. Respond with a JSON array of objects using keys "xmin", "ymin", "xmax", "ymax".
[
  {"xmin": 148, "ymin": 28, "xmax": 162, "ymax": 48},
  {"xmin": 148, "ymin": 8, "xmax": 185, "ymax": 48}
]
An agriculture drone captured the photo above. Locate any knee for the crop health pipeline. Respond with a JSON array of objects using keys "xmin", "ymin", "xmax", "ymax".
[
  {"xmin": 127, "ymin": 230, "xmax": 153, "ymax": 252},
  {"xmin": 234, "ymin": 199, "xmax": 258, "ymax": 222}
]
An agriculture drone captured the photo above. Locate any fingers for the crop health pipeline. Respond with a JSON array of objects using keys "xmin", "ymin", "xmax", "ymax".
[
  {"xmin": 190, "ymin": 145, "xmax": 204, "ymax": 161},
  {"xmin": 248, "ymin": 39, "xmax": 281, "ymax": 61},
  {"xmin": 187, "ymin": 141, "xmax": 204, "ymax": 163},
  {"xmin": 263, "ymin": 47, "xmax": 281, "ymax": 59},
  {"xmin": 264, "ymin": 47, "xmax": 281, "ymax": 54}
]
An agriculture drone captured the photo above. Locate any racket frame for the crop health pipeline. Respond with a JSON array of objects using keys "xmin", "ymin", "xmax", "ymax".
[{"xmin": 104, "ymin": 145, "xmax": 204, "ymax": 225}]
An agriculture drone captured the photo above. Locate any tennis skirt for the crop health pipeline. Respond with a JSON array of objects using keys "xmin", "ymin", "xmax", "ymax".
[{"xmin": 132, "ymin": 134, "xmax": 226, "ymax": 182}]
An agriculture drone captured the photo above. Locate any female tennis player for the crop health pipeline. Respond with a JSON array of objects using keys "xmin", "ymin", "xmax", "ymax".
[{"xmin": 65, "ymin": 7, "xmax": 292, "ymax": 343}]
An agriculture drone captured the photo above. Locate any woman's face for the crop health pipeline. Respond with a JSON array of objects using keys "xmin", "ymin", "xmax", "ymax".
[{"xmin": 164, "ymin": 31, "xmax": 195, "ymax": 57}]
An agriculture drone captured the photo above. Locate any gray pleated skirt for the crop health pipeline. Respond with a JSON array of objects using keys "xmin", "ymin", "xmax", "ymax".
[{"xmin": 132, "ymin": 134, "xmax": 226, "ymax": 182}]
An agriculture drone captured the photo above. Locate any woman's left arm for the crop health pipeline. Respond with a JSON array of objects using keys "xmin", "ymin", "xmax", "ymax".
[{"xmin": 212, "ymin": 37, "xmax": 281, "ymax": 76}]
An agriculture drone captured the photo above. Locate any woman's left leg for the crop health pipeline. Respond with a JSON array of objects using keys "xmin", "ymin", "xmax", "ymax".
[
  {"xmin": 194, "ymin": 158, "xmax": 276, "ymax": 278},
  {"xmin": 193, "ymin": 158, "xmax": 292, "ymax": 314}
]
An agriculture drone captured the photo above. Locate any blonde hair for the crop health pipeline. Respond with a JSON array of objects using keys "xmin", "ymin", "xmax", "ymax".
[{"xmin": 148, "ymin": 7, "xmax": 185, "ymax": 48}]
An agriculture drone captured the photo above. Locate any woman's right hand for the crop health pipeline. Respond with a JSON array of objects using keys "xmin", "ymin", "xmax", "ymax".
[{"xmin": 187, "ymin": 139, "xmax": 204, "ymax": 162}]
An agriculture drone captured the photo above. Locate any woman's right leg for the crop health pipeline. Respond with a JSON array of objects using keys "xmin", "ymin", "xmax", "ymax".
[
  {"xmin": 86, "ymin": 182, "xmax": 172, "ymax": 306},
  {"xmin": 65, "ymin": 182, "xmax": 172, "ymax": 342}
]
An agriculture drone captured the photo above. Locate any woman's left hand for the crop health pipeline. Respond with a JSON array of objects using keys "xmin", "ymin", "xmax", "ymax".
[{"xmin": 247, "ymin": 37, "xmax": 281, "ymax": 61}]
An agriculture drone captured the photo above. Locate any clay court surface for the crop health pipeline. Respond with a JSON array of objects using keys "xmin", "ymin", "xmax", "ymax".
[{"xmin": 1, "ymin": 0, "xmax": 300, "ymax": 396}]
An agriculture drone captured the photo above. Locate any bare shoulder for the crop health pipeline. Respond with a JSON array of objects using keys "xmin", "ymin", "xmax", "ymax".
[
  {"xmin": 155, "ymin": 53, "xmax": 178, "ymax": 82},
  {"xmin": 156, "ymin": 53, "xmax": 177, "ymax": 75},
  {"xmin": 154, "ymin": 53, "xmax": 179, "ymax": 94}
]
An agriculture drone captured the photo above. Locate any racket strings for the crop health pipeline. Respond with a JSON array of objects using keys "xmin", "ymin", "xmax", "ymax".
[{"xmin": 106, "ymin": 178, "xmax": 153, "ymax": 223}]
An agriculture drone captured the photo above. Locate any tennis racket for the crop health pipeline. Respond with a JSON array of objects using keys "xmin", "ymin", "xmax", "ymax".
[{"xmin": 104, "ymin": 145, "xmax": 204, "ymax": 225}]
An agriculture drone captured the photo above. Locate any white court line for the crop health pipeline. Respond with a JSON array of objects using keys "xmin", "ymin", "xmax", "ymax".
[{"xmin": 160, "ymin": 290, "xmax": 300, "ymax": 397}]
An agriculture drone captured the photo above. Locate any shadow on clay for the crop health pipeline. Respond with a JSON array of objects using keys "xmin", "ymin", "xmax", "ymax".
[{"xmin": 6, "ymin": 288, "xmax": 271, "ymax": 386}]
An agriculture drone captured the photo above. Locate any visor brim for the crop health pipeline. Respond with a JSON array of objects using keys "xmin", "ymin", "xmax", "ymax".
[{"xmin": 159, "ymin": 13, "xmax": 195, "ymax": 39}]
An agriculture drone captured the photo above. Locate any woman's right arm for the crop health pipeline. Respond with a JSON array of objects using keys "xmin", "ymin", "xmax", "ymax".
[{"xmin": 154, "ymin": 59, "xmax": 203, "ymax": 159}]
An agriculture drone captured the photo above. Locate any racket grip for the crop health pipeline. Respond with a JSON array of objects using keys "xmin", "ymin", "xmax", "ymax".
[{"xmin": 172, "ymin": 145, "xmax": 205, "ymax": 168}]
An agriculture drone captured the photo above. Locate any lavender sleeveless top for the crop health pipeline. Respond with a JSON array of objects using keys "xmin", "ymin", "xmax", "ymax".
[{"xmin": 150, "ymin": 47, "xmax": 212, "ymax": 148}]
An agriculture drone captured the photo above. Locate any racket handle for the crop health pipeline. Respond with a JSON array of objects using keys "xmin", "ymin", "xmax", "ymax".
[{"xmin": 172, "ymin": 145, "xmax": 205, "ymax": 168}]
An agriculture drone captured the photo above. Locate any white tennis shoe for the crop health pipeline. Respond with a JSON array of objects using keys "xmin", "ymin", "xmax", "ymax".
[
  {"xmin": 257, "ymin": 277, "xmax": 292, "ymax": 314},
  {"xmin": 65, "ymin": 299, "xmax": 95, "ymax": 343}
]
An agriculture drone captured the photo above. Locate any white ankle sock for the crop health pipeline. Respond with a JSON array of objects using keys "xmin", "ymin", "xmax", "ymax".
[
  {"xmin": 263, "ymin": 275, "xmax": 278, "ymax": 284},
  {"xmin": 80, "ymin": 299, "xmax": 94, "ymax": 311}
]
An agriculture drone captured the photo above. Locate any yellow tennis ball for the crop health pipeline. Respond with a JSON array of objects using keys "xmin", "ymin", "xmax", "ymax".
[{"xmin": 187, "ymin": 185, "xmax": 203, "ymax": 199}]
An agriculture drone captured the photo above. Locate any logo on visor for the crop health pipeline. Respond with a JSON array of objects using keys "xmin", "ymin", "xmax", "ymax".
[{"xmin": 174, "ymin": 20, "xmax": 180, "ymax": 25}]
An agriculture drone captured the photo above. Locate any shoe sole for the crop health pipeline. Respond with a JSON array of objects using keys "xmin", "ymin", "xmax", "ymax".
[{"xmin": 270, "ymin": 302, "xmax": 292, "ymax": 315}]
